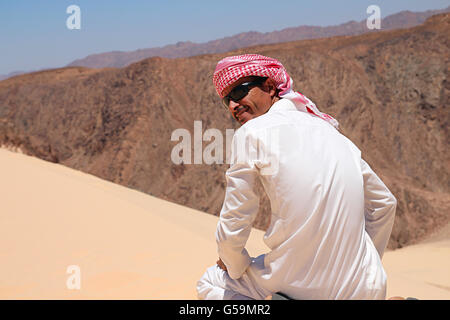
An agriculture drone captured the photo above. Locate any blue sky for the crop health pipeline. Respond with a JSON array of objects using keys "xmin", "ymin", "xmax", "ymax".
[{"xmin": 0, "ymin": 0, "xmax": 448, "ymax": 74}]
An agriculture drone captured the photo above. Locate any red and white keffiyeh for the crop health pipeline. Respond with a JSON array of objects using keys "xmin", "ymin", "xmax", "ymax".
[{"xmin": 213, "ymin": 54, "xmax": 339, "ymax": 130}]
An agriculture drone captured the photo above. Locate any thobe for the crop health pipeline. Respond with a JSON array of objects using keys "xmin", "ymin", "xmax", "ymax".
[{"xmin": 197, "ymin": 98, "xmax": 397, "ymax": 300}]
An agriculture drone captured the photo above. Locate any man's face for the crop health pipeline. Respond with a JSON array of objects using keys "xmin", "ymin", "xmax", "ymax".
[{"xmin": 222, "ymin": 76, "xmax": 276, "ymax": 125}]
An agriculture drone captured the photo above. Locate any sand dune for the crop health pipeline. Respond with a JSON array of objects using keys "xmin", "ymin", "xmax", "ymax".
[{"xmin": 0, "ymin": 148, "xmax": 448, "ymax": 299}]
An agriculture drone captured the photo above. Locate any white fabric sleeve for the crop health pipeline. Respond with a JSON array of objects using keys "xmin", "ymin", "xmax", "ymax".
[
  {"xmin": 361, "ymin": 158, "xmax": 397, "ymax": 258},
  {"xmin": 216, "ymin": 128, "xmax": 260, "ymax": 280}
]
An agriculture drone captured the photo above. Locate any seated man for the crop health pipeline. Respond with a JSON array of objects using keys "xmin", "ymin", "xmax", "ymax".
[{"xmin": 197, "ymin": 54, "xmax": 397, "ymax": 300}]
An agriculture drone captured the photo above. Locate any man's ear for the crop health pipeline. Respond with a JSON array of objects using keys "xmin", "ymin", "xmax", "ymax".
[{"xmin": 266, "ymin": 78, "xmax": 278, "ymax": 97}]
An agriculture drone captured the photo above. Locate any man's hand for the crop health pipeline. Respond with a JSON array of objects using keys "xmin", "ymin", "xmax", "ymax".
[{"xmin": 216, "ymin": 258, "xmax": 228, "ymax": 271}]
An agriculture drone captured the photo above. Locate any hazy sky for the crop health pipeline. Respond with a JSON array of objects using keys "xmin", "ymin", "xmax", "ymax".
[{"xmin": 0, "ymin": 0, "xmax": 448, "ymax": 74}]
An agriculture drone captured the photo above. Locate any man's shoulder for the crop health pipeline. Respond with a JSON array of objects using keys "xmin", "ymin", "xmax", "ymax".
[
  {"xmin": 240, "ymin": 109, "xmax": 288, "ymax": 133},
  {"xmin": 237, "ymin": 98, "xmax": 340, "ymax": 138},
  {"xmin": 239, "ymin": 110, "xmax": 300, "ymax": 135}
]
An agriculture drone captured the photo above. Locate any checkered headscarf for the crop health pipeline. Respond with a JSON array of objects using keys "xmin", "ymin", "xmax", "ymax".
[{"xmin": 213, "ymin": 54, "xmax": 339, "ymax": 130}]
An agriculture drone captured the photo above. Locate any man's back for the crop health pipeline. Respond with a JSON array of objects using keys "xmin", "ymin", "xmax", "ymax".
[{"xmin": 217, "ymin": 98, "xmax": 396, "ymax": 299}]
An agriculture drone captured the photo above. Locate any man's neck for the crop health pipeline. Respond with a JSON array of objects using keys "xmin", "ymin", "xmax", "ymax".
[{"xmin": 272, "ymin": 96, "xmax": 281, "ymax": 105}]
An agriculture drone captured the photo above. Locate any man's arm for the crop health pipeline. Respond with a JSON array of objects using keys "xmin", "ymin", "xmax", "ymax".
[
  {"xmin": 216, "ymin": 129, "xmax": 260, "ymax": 280},
  {"xmin": 361, "ymin": 158, "xmax": 397, "ymax": 258}
]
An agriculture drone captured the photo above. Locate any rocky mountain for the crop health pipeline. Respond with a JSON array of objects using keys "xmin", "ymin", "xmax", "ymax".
[
  {"xmin": 0, "ymin": 13, "xmax": 448, "ymax": 249},
  {"xmin": 66, "ymin": 7, "xmax": 449, "ymax": 69},
  {"xmin": 0, "ymin": 71, "xmax": 29, "ymax": 82}
]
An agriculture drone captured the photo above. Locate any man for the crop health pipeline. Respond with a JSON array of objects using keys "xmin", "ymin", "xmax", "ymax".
[{"xmin": 196, "ymin": 54, "xmax": 397, "ymax": 300}]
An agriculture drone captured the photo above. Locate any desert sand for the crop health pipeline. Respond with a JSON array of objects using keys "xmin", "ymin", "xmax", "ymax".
[{"xmin": 0, "ymin": 147, "xmax": 448, "ymax": 299}]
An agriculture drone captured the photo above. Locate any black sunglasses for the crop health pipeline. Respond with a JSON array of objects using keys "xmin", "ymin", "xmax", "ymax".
[{"xmin": 222, "ymin": 78, "xmax": 267, "ymax": 108}]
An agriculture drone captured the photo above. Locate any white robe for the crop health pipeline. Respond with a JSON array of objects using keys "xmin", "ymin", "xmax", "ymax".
[{"xmin": 197, "ymin": 98, "xmax": 397, "ymax": 300}]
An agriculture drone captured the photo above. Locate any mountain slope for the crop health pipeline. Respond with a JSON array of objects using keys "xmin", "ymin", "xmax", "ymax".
[{"xmin": 0, "ymin": 13, "xmax": 448, "ymax": 249}]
